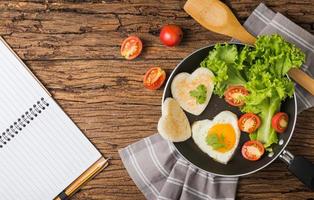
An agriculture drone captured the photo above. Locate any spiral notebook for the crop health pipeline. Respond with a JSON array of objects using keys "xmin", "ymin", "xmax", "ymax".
[{"xmin": 0, "ymin": 37, "xmax": 107, "ymax": 200}]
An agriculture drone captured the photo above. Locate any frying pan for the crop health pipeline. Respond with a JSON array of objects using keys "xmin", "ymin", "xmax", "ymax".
[{"xmin": 162, "ymin": 43, "xmax": 314, "ymax": 190}]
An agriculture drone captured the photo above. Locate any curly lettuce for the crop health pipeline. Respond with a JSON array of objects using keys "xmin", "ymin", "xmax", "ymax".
[
  {"xmin": 201, "ymin": 34, "xmax": 305, "ymax": 149},
  {"xmin": 200, "ymin": 44, "xmax": 249, "ymax": 96}
]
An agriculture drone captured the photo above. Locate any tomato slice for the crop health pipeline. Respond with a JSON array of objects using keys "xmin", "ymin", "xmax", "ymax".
[
  {"xmin": 224, "ymin": 85, "xmax": 249, "ymax": 106},
  {"xmin": 272, "ymin": 112, "xmax": 289, "ymax": 133},
  {"xmin": 120, "ymin": 36, "xmax": 143, "ymax": 60},
  {"xmin": 238, "ymin": 113, "xmax": 261, "ymax": 133},
  {"xmin": 241, "ymin": 140, "xmax": 265, "ymax": 161},
  {"xmin": 143, "ymin": 67, "xmax": 166, "ymax": 90}
]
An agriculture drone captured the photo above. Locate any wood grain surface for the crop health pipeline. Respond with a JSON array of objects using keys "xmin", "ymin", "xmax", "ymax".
[{"xmin": 1, "ymin": 0, "xmax": 314, "ymax": 199}]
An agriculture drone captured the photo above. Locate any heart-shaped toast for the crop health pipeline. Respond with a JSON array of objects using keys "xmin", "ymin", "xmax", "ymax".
[
  {"xmin": 171, "ymin": 67, "xmax": 214, "ymax": 115},
  {"xmin": 158, "ymin": 98, "xmax": 191, "ymax": 142}
]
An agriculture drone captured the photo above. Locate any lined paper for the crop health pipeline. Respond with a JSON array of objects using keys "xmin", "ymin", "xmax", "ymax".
[{"xmin": 0, "ymin": 38, "xmax": 101, "ymax": 200}]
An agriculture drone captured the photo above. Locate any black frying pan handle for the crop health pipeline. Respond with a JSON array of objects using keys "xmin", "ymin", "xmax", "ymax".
[{"xmin": 280, "ymin": 150, "xmax": 314, "ymax": 190}]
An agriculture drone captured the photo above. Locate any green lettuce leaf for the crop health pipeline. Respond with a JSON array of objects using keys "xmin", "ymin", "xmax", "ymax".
[
  {"xmin": 247, "ymin": 34, "xmax": 305, "ymax": 77},
  {"xmin": 200, "ymin": 44, "xmax": 247, "ymax": 96},
  {"xmin": 241, "ymin": 35, "xmax": 304, "ymax": 148}
]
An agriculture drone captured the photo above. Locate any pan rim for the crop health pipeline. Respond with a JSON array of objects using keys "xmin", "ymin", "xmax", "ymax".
[{"xmin": 161, "ymin": 42, "xmax": 297, "ymax": 177}]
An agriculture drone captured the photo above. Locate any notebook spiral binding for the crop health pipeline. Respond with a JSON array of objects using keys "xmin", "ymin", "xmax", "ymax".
[{"xmin": 0, "ymin": 97, "xmax": 49, "ymax": 148}]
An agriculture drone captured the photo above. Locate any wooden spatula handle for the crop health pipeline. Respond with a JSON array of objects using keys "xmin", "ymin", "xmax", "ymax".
[
  {"xmin": 288, "ymin": 68, "xmax": 314, "ymax": 95},
  {"xmin": 232, "ymin": 25, "xmax": 256, "ymax": 45}
]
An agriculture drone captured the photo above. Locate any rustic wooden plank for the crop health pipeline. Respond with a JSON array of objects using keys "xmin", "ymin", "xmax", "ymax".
[
  {"xmin": 2, "ymin": 31, "xmax": 226, "ymax": 60},
  {"xmin": 23, "ymin": 59, "xmax": 314, "ymax": 199},
  {"xmin": 0, "ymin": 1, "xmax": 312, "ymax": 33},
  {"xmin": 0, "ymin": 0, "xmax": 313, "ymax": 199}
]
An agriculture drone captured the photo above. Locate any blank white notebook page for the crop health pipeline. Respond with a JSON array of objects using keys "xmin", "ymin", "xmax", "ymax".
[{"xmin": 0, "ymin": 38, "xmax": 102, "ymax": 200}]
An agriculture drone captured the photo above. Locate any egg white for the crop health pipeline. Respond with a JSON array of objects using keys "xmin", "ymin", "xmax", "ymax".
[{"xmin": 192, "ymin": 111, "xmax": 240, "ymax": 164}]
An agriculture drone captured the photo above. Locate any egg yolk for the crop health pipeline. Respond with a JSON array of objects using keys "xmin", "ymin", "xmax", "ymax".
[{"xmin": 207, "ymin": 123, "xmax": 236, "ymax": 153}]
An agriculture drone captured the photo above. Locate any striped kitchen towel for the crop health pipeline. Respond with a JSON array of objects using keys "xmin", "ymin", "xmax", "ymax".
[
  {"xmin": 119, "ymin": 3, "xmax": 313, "ymax": 200},
  {"xmin": 119, "ymin": 134, "xmax": 238, "ymax": 200}
]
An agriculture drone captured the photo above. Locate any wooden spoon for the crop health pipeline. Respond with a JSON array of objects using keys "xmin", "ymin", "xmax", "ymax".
[{"xmin": 184, "ymin": 0, "xmax": 314, "ymax": 95}]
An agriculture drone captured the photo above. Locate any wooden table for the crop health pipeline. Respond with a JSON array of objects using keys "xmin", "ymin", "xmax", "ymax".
[{"xmin": 2, "ymin": 1, "xmax": 314, "ymax": 199}]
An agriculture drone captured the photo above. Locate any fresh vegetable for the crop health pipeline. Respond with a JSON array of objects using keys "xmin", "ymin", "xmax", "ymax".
[
  {"xmin": 224, "ymin": 85, "xmax": 248, "ymax": 106},
  {"xmin": 206, "ymin": 133, "xmax": 225, "ymax": 150},
  {"xmin": 160, "ymin": 25, "xmax": 183, "ymax": 47},
  {"xmin": 189, "ymin": 84, "xmax": 207, "ymax": 104},
  {"xmin": 238, "ymin": 113, "xmax": 261, "ymax": 133},
  {"xmin": 249, "ymin": 132, "xmax": 257, "ymax": 141},
  {"xmin": 272, "ymin": 112, "xmax": 289, "ymax": 133},
  {"xmin": 121, "ymin": 36, "xmax": 143, "ymax": 60},
  {"xmin": 241, "ymin": 140, "xmax": 265, "ymax": 161},
  {"xmin": 143, "ymin": 67, "xmax": 166, "ymax": 90},
  {"xmin": 242, "ymin": 35, "xmax": 303, "ymax": 148},
  {"xmin": 200, "ymin": 44, "xmax": 248, "ymax": 96},
  {"xmin": 201, "ymin": 34, "xmax": 305, "ymax": 149}
]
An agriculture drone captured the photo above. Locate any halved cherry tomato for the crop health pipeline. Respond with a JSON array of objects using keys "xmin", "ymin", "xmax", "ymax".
[
  {"xmin": 238, "ymin": 113, "xmax": 261, "ymax": 133},
  {"xmin": 120, "ymin": 36, "xmax": 143, "ymax": 60},
  {"xmin": 143, "ymin": 67, "xmax": 166, "ymax": 90},
  {"xmin": 242, "ymin": 140, "xmax": 265, "ymax": 161},
  {"xmin": 224, "ymin": 85, "xmax": 249, "ymax": 106},
  {"xmin": 272, "ymin": 112, "xmax": 289, "ymax": 133}
]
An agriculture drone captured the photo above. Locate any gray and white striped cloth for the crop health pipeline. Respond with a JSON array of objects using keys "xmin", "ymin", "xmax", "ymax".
[
  {"xmin": 119, "ymin": 134, "xmax": 238, "ymax": 200},
  {"xmin": 119, "ymin": 3, "xmax": 314, "ymax": 200}
]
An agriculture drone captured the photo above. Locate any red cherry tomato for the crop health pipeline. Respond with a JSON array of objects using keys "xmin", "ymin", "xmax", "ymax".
[
  {"xmin": 272, "ymin": 112, "xmax": 289, "ymax": 133},
  {"xmin": 120, "ymin": 36, "xmax": 143, "ymax": 60},
  {"xmin": 159, "ymin": 25, "xmax": 183, "ymax": 47},
  {"xmin": 238, "ymin": 113, "xmax": 261, "ymax": 133},
  {"xmin": 224, "ymin": 85, "xmax": 249, "ymax": 106},
  {"xmin": 242, "ymin": 140, "xmax": 265, "ymax": 161},
  {"xmin": 143, "ymin": 67, "xmax": 166, "ymax": 90}
]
